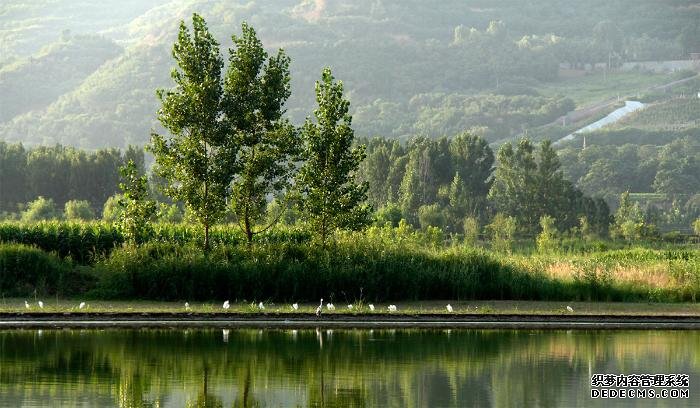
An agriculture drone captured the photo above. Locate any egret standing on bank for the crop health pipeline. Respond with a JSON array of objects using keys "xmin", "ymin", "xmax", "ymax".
[{"xmin": 316, "ymin": 299, "xmax": 323, "ymax": 317}]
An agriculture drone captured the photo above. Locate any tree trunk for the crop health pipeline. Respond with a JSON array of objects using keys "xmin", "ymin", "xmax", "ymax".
[
  {"xmin": 244, "ymin": 210, "xmax": 253, "ymax": 246},
  {"xmin": 204, "ymin": 223, "xmax": 210, "ymax": 251},
  {"xmin": 246, "ymin": 224, "xmax": 253, "ymax": 246}
]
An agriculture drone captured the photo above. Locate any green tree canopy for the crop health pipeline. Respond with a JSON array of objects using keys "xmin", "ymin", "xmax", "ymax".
[
  {"xmin": 118, "ymin": 160, "xmax": 156, "ymax": 245},
  {"xmin": 149, "ymin": 13, "xmax": 236, "ymax": 249},
  {"xmin": 296, "ymin": 68, "xmax": 371, "ymax": 245},
  {"xmin": 224, "ymin": 22, "xmax": 298, "ymax": 244}
]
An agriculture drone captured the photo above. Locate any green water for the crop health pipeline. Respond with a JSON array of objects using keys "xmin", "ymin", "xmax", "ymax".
[{"xmin": 0, "ymin": 328, "xmax": 697, "ymax": 407}]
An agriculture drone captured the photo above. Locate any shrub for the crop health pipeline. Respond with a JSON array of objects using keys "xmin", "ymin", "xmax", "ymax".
[
  {"xmin": 21, "ymin": 197, "xmax": 60, "ymax": 222},
  {"xmin": 417, "ymin": 204, "xmax": 446, "ymax": 230},
  {"xmin": 0, "ymin": 243, "xmax": 92, "ymax": 296},
  {"xmin": 375, "ymin": 203, "xmax": 403, "ymax": 227},
  {"xmin": 0, "ymin": 221, "xmax": 123, "ymax": 263},
  {"xmin": 64, "ymin": 200, "xmax": 95, "ymax": 221},
  {"xmin": 579, "ymin": 216, "xmax": 595, "ymax": 241},
  {"xmin": 536, "ymin": 215, "xmax": 558, "ymax": 253},
  {"xmin": 118, "ymin": 160, "xmax": 156, "ymax": 245},
  {"xmin": 102, "ymin": 194, "xmax": 124, "ymax": 222},
  {"xmin": 463, "ymin": 216, "xmax": 479, "ymax": 246},
  {"xmin": 487, "ymin": 213, "xmax": 516, "ymax": 253},
  {"xmin": 157, "ymin": 203, "xmax": 184, "ymax": 223},
  {"xmin": 92, "ymin": 240, "xmax": 551, "ymax": 301}
]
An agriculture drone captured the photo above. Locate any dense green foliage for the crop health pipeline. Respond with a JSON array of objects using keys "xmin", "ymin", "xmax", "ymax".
[
  {"xmin": 0, "ymin": 244, "xmax": 70, "ymax": 296},
  {"xmin": 224, "ymin": 22, "xmax": 298, "ymax": 244},
  {"xmin": 63, "ymin": 199, "xmax": 95, "ymax": 221},
  {"xmin": 0, "ymin": 224, "xmax": 698, "ymax": 302},
  {"xmin": 356, "ymin": 134, "xmax": 496, "ymax": 230},
  {"xmin": 559, "ymin": 136, "xmax": 700, "ymax": 232},
  {"xmin": 0, "ymin": 142, "xmax": 143, "ymax": 213},
  {"xmin": 296, "ymin": 68, "xmax": 371, "ymax": 244},
  {"xmin": 353, "ymin": 134, "xmax": 610, "ymax": 237},
  {"xmin": 490, "ymin": 139, "xmax": 610, "ymax": 236},
  {"xmin": 118, "ymin": 160, "xmax": 156, "ymax": 245},
  {"xmin": 0, "ymin": 222, "xmax": 123, "ymax": 263},
  {"xmin": 150, "ymin": 14, "xmax": 235, "ymax": 249},
  {"xmin": 0, "ymin": 221, "xmax": 316, "ymax": 263}
]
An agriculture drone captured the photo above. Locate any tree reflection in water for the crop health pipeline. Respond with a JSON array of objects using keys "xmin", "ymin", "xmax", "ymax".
[{"xmin": 0, "ymin": 328, "xmax": 697, "ymax": 407}]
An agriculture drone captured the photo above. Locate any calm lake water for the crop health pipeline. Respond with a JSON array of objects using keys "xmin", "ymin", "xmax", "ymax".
[{"xmin": 0, "ymin": 328, "xmax": 697, "ymax": 407}]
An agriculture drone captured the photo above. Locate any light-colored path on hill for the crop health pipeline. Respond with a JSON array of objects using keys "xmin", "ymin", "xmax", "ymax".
[{"xmin": 556, "ymin": 100, "xmax": 645, "ymax": 144}]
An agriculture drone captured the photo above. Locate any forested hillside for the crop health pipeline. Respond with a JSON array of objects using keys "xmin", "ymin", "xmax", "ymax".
[
  {"xmin": 1, "ymin": 0, "xmax": 699, "ymax": 232},
  {"xmin": 1, "ymin": 0, "xmax": 699, "ymax": 147}
]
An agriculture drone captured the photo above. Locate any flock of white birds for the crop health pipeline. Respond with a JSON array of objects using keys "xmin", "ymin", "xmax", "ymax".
[
  {"xmin": 24, "ymin": 300, "xmax": 86, "ymax": 310},
  {"xmin": 20, "ymin": 299, "xmax": 577, "ymax": 314},
  {"xmin": 214, "ymin": 299, "xmax": 403, "ymax": 315}
]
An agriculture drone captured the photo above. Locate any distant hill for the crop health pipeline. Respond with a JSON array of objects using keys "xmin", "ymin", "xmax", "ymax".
[
  {"xmin": 1, "ymin": 0, "xmax": 699, "ymax": 148},
  {"xmin": 0, "ymin": 34, "xmax": 122, "ymax": 123}
]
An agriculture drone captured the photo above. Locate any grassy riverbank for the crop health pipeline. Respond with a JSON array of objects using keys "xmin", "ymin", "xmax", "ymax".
[
  {"xmin": 4, "ymin": 299, "xmax": 700, "ymax": 316},
  {"xmin": 1, "ymin": 221, "xmax": 698, "ymax": 304}
]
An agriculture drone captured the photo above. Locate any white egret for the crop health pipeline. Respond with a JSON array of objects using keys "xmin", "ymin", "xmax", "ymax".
[
  {"xmin": 292, "ymin": 303, "xmax": 299, "ymax": 310},
  {"xmin": 368, "ymin": 304, "xmax": 375, "ymax": 311},
  {"xmin": 388, "ymin": 304, "xmax": 397, "ymax": 312},
  {"xmin": 24, "ymin": 300, "xmax": 30, "ymax": 309},
  {"xmin": 315, "ymin": 298, "xmax": 323, "ymax": 316},
  {"xmin": 347, "ymin": 304, "xmax": 353, "ymax": 310},
  {"xmin": 446, "ymin": 304, "xmax": 453, "ymax": 313},
  {"xmin": 566, "ymin": 305, "xmax": 574, "ymax": 313},
  {"xmin": 79, "ymin": 302, "xmax": 86, "ymax": 310},
  {"xmin": 223, "ymin": 300, "xmax": 230, "ymax": 310},
  {"xmin": 258, "ymin": 302, "xmax": 265, "ymax": 310},
  {"xmin": 38, "ymin": 301, "xmax": 44, "ymax": 309},
  {"xmin": 327, "ymin": 303, "xmax": 335, "ymax": 311},
  {"xmin": 184, "ymin": 302, "xmax": 190, "ymax": 311}
]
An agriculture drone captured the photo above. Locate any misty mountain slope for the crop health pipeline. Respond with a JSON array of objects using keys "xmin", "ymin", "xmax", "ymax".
[
  {"xmin": 0, "ymin": 44, "xmax": 170, "ymax": 148},
  {"xmin": 0, "ymin": 34, "xmax": 122, "ymax": 122},
  {"xmin": 0, "ymin": 0, "xmax": 171, "ymax": 57},
  {"xmin": 0, "ymin": 0, "xmax": 698, "ymax": 148}
]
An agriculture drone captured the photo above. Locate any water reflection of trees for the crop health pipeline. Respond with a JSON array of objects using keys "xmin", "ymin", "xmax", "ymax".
[{"xmin": 0, "ymin": 329, "xmax": 697, "ymax": 407}]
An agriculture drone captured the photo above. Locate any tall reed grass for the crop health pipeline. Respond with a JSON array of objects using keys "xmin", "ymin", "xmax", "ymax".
[{"xmin": 0, "ymin": 221, "xmax": 697, "ymax": 302}]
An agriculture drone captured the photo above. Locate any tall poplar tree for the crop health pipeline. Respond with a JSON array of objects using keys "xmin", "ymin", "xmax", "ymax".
[
  {"xmin": 296, "ymin": 68, "xmax": 371, "ymax": 244},
  {"xmin": 118, "ymin": 160, "xmax": 156, "ymax": 245},
  {"xmin": 224, "ymin": 23, "xmax": 298, "ymax": 244},
  {"xmin": 149, "ymin": 14, "xmax": 235, "ymax": 250}
]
